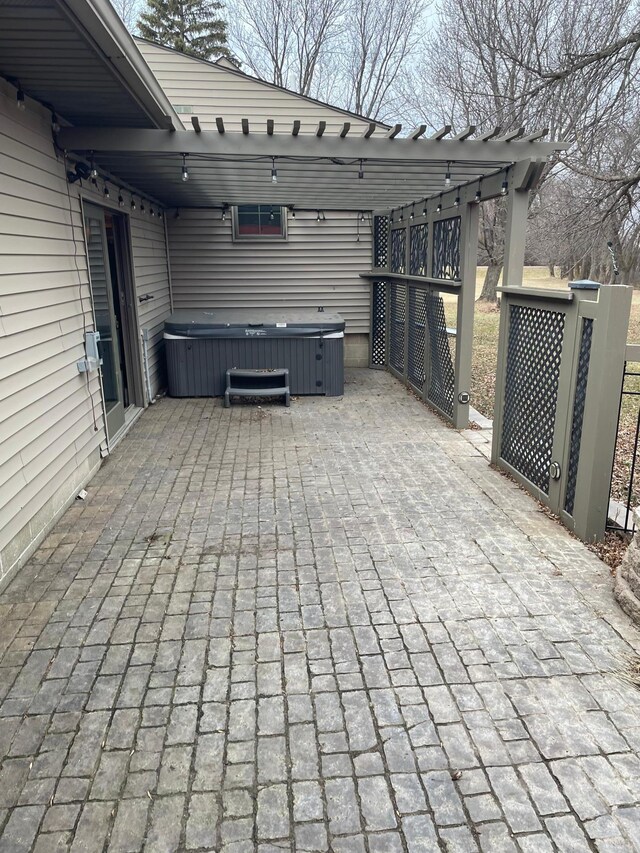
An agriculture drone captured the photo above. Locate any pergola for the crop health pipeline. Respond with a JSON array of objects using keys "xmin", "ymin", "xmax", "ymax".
[
  {"xmin": 58, "ymin": 122, "xmax": 561, "ymax": 211},
  {"xmin": 59, "ymin": 123, "xmax": 563, "ymax": 429}
]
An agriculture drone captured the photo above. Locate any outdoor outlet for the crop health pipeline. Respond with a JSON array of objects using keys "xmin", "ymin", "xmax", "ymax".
[{"xmin": 77, "ymin": 330, "xmax": 103, "ymax": 373}]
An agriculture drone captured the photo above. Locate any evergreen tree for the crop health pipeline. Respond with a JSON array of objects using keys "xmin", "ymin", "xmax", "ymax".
[{"xmin": 138, "ymin": 0, "xmax": 230, "ymax": 61}]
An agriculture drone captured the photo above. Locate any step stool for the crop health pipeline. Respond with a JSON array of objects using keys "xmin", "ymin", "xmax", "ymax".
[{"xmin": 224, "ymin": 368, "xmax": 290, "ymax": 408}]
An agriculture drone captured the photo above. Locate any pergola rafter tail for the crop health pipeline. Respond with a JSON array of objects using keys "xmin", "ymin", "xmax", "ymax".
[{"xmin": 58, "ymin": 128, "xmax": 564, "ymax": 163}]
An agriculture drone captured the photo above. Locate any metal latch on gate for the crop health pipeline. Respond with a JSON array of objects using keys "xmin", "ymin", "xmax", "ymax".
[{"xmin": 549, "ymin": 461, "xmax": 562, "ymax": 481}]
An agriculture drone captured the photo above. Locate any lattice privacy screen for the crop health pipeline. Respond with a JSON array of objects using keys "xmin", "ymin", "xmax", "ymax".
[
  {"xmin": 426, "ymin": 293, "xmax": 455, "ymax": 416},
  {"xmin": 389, "ymin": 282, "xmax": 406, "ymax": 373},
  {"xmin": 564, "ymin": 318, "xmax": 594, "ymax": 515},
  {"xmin": 432, "ymin": 216, "xmax": 461, "ymax": 280},
  {"xmin": 371, "ymin": 281, "xmax": 387, "ymax": 366},
  {"xmin": 408, "ymin": 288, "xmax": 427, "ymax": 390},
  {"xmin": 373, "ymin": 215, "xmax": 389, "ymax": 268},
  {"xmin": 391, "ymin": 229, "xmax": 406, "ymax": 274},
  {"xmin": 500, "ymin": 305, "xmax": 565, "ymax": 493},
  {"xmin": 410, "ymin": 223, "xmax": 428, "ymax": 276}
]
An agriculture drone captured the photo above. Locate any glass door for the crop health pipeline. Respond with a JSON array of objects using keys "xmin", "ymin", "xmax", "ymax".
[{"xmin": 84, "ymin": 203, "xmax": 126, "ymax": 440}]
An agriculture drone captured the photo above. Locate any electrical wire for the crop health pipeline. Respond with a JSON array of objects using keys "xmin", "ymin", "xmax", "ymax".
[{"xmin": 63, "ymin": 151, "xmax": 100, "ymax": 433}]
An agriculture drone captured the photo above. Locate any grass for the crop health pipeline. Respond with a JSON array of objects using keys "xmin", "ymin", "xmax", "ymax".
[{"xmin": 444, "ymin": 267, "xmax": 640, "ymax": 508}]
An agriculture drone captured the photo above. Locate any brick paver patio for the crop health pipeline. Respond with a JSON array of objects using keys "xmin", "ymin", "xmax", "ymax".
[{"xmin": 1, "ymin": 368, "xmax": 640, "ymax": 853}]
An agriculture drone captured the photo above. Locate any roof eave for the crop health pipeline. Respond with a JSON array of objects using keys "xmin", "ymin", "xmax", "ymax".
[{"xmin": 60, "ymin": 0, "xmax": 182, "ymax": 130}]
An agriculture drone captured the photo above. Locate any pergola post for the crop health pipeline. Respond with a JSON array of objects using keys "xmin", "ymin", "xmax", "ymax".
[
  {"xmin": 453, "ymin": 202, "xmax": 479, "ymax": 429},
  {"xmin": 502, "ymin": 188, "xmax": 529, "ymax": 288}
]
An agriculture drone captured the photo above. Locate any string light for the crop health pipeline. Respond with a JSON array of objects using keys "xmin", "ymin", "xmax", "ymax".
[
  {"xmin": 444, "ymin": 162, "xmax": 451, "ymax": 187},
  {"xmin": 16, "ymin": 86, "xmax": 25, "ymax": 111},
  {"xmin": 436, "ymin": 195, "xmax": 442, "ymax": 214},
  {"xmin": 221, "ymin": 204, "xmax": 228, "ymax": 222},
  {"xmin": 409, "ymin": 204, "xmax": 415, "ymax": 221},
  {"xmin": 316, "ymin": 210, "xmax": 321, "ymax": 222},
  {"xmin": 501, "ymin": 177, "xmax": 509, "ymax": 195},
  {"xmin": 454, "ymin": 189, "xmax": 461, "ymax": 207},
  {"xmin": 399, "ymin": 209, "xmax": 404, "ymax": 222},
  {"xmin": 359, "ymin": 211, "xmax": 365, "ymax": 222},
  {"xmin": 103, "ymin": 183, "xmax": 110, "ymax": 200},
  {"xmin": 140, "ymin": 201, "xmax": 145, "ymax": 213},
  {"xmin": 118, "ymin": 192, "xmax": 124, "ymax": 208},
  {"xmin": 474, "ymin": 183, "xmax": 482, "ymax": 204},
  {"xmin": 131, "ymin": 198, "xmax": 137, "ymax": 211},
  {"xmin": 181, "ymin": 154, "xmax": 189, "ymax": 182},
  {"xmin": 90, "ymin": 152, "xmax": 98, "ymax": 179},
  {"xmin": 51, "ymin": 112, "xmax": 60, "ymax": 133},
  {"xmin": 290, "ymin": 206, "xmax": 296, "ymax": 219},
  {"xmin": 271, "ymin": 156, "xmax": 278, "ymax": 184},
  {"xmin": 358, "ymin": 159, "xmax": 364, "ymax": 180},
  {"xmin": 422, "ymin": 200, "xmax": 427, "ymax": 217},
  {"xmin": 269, "ymin": 206, "xmax": 275, "ymax": 221}
]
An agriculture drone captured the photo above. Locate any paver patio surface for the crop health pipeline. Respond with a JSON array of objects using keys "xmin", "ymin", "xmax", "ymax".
[{"xmin": 1, "ymin": 368, "xmax": 640, "ymax": 853}]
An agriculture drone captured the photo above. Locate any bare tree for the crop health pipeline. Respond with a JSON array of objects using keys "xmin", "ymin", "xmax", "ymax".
[
  {"xmin": 337, "ymin": 0, "xmax": 427, "ymax": 120},
  {"xmin": 228, "ymin": 0, "xmax": 346, "ymax": 96},
  {"xmin": 227, "ymin": 0, "xmax": 427, "ymax": 114},
  {"xmin": 112, "ymin": 0, "xmax": 143, "ymax": 32},
  {"xmin": 402, "ymin": 0, "xmax": 639, "ymax": 300}
]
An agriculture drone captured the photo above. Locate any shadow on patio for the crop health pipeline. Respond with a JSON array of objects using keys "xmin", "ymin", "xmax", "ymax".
[{"xmin": 1, "ymin": 368, "xmax": 639, "ymax": 852}]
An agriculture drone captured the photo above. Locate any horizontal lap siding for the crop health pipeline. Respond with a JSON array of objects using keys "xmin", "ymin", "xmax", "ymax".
[
  {"xmin": 136, "ymin": 41, "xmax": 378, "ymax": 134},
  {"xmin": 0, "ymin": 82, "xmax": 104, "ymax": 575},
  {"xmin": 167, "ymin": 209, "xmax": 371, "ymax": 333},
  {"xmin": 0, "ymin": 80, "xmax": 171, "ymax": 577},
  {"xmin": 129, "ymin": 216, "xmax": 172, "ymax": 398}
]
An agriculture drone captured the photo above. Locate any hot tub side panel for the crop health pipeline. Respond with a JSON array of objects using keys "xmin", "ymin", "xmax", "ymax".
[{"xmin": 166, "ymin": 336, "xmax": 344, "ymax": 397}]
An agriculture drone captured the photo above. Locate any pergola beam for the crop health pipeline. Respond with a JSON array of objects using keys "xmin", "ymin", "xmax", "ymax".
[{"xmin": 59, "ymin": 128, "xmax": 564, "ymax": 163}]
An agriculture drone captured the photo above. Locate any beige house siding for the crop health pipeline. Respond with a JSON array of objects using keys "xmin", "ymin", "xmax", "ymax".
[
  {"xmin": 167, "ymin": 209, "xmax": 372, "ymax": 334},
  {"xmin": 0, "ymin": 81, "xmax": 171, "ymax": 582},
  {"xmin": 136, "ymin": 40, "xmax": 383, "ymax": 135}
]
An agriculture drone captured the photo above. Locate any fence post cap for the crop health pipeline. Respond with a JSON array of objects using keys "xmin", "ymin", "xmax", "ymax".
[{"xmin": 569, "ymin": 279, "xmax": 600, "ymax": 290}]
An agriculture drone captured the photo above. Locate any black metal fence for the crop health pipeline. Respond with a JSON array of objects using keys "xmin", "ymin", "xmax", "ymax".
[{"xmin": 608, "ymin": 352, "xmax": 640, "ymax": 534}]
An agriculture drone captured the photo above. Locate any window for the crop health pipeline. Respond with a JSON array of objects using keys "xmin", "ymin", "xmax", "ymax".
[{"xmin": 233, "ymin": 205, "xmax": 287, "ymax": 240}]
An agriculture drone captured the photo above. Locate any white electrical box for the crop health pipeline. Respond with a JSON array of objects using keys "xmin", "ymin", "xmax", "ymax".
[{"xmin": 77, "ymin": 331, "xmax": 102, "ymax": 373}]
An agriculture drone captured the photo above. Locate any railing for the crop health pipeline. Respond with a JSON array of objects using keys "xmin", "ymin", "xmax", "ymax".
[
  {"xmin": 608, "ymin": 345, "xmax": 640, "ymax": 534},
  {"xmin": 493, "ymin": 281, "xmax": 632, "ymax": 542},
  {"xmin": 366, "ymin": 206, "xmax": 477, "ymax": 429}
]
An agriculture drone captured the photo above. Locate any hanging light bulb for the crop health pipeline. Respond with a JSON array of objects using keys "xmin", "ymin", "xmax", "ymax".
[
  {"xmin": 358, "ymin": 159, "xmax": 364, "ymax": 180},
  {"xmin": 436, "ymin": 195, "xmax": 442, "ymax": 214},
  {"xmin": 16, "ymin": 86, "xmax": 25, "ymax": 111},
  {"xmin": 90, "ymin": 152, "xmax": 98, "ymax": 179},
  {"xmin": 140, "ymin": 201, "xmax": 145, "ymax": 213},
  {"xmin": 359, "ymin": 211, "xmax": 365, "ymax": 222},
  {"xmin": 131, "ymin": 198, "xmax": 137, "ymax": 211},
  {"xmin": 51, "ymin": 112, "xmax": 60, "ymax": 133},
  {"xmin": 316, "ymin": 210, "xmax": 321, "ymax": 222},
  {"xmin": 501, "ymin": 178, "xmax": 508, "ymax": 195},
  {"xmin": 390, "ymin": 210, "xmax": 394, "ymax": 223},
  {"xmin": 410, "ymin": 205, "xmax": 415, "ymax": 221},
  {"xmin": 103, "ymin": 183, "xmax": 110, "ymax": 200},
  {"xmin": 454, "ymin": 193, "xmax": 461, "ymax": 207},
  {"xmin": 422, "ymin": 200, "xmax": 427, "ymax": 217},
  {"xmin": 271, "ymin": 156, "xmax": 278, "ymax": 184},
  {"xmin": 181, "ymin": 153, "xmax": 189, "ymax": 182},
  {"xmin": 269, "ymin": 206, "xmax": 275, "ymax": 221},
  {"xmin": 399, "ymin": 209, "xmax": 404, "ymax": 222},
  {"xmin": 474, "ymin": 188, "xmax": 481, "ymax": 204},
  {"xmin": 150, "ymin": 208, "xmax": 155, "ymax": 217},
  {"xmin": 444, "ymin": 162, "xmax": 451, "ymax": 187},
  {"xmin": 290, "ymin": 206, "xmax": 296, "ymax": 219},
  {"xmin": 118, "ymin": 193, "xmax": 125, "ymax": 208},
  {"xmin": 221, "ymin": 205, "xmax": 227, "ymax": 222}
]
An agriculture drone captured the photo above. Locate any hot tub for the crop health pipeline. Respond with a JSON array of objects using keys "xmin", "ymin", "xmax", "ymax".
[{"xmin": 164, "ymin": 308, "xmax": 345, "ymax": 397}]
